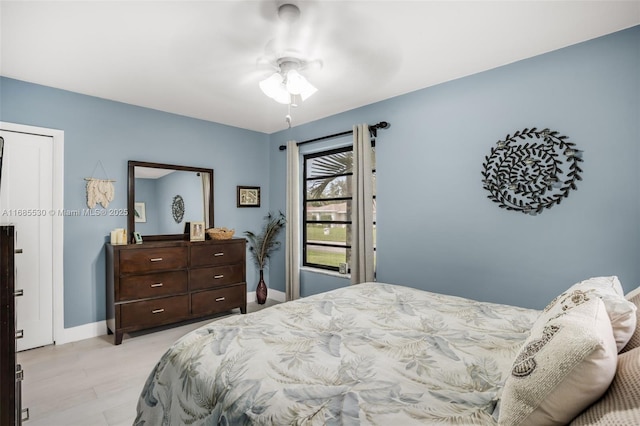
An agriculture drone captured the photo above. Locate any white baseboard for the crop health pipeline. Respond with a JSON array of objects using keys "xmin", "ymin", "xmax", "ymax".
[
  {"xmin": 53, "ymin": 290, "xmax": 288, "ymax": 346},
  {"xmin": 247, "ymin": 289, "xmax": 286, "ymax": 303},
  {"xmin": 55, "ymin": 320, "xmax": 107, "ymax": 345},
  {"xmin": 268, "ymin": 289, "xmax": 286, "ymax": 302}
]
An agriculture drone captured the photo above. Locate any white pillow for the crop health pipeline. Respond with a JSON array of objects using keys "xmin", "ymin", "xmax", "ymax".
[
  {"xmin": 621, "ymin": 285, "xmax": 640, "ymax": 353},
  {"xmin": 498, "ymin": 298, "xmax": 618, "ymax": 426},
  {"xmin": 542, "ymin": 276, "xmax": 636, "ymax": 352}
]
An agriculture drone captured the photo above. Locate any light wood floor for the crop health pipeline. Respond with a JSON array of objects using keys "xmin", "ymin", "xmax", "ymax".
[{"xmin": 17, "ymin": 300, "xmax": 279, "ymax": 426}]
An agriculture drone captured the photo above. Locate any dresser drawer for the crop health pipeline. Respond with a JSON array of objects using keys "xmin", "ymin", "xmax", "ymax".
[
  {"xmin": 190, "ymin": 242, "xmax": 244, "ymax": 267},
  {"xmin": 191, "ymin": 285, "xmax": 245, "ymax": 316},
  {"xmin": 119, "ymin": 270, "xmax": 188, "ymax": 301},
  {"xmin": 119, "ymin": 247, "xmax": 187, "ymax": 274},
  {"xmin": 190, "ymin": 264, "xmax": 244, "ymax": 290},
  {"xmin": 120, "ymin": 295, "xmax": 189, "ymax": 328}
]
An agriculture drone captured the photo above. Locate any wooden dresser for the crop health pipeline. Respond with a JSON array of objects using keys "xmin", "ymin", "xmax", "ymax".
[
  {"xmin": 106, "ymin": 238, "xmax": 246, "ymax": 345},
  {"xmin": 1, "ymin": 225, "xmax": 25, "ymax": 425}
]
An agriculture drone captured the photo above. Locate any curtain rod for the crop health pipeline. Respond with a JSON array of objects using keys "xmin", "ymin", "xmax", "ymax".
[{"xmin": 278, "ymin": 121, "xmax": 390, "ymax": 151}]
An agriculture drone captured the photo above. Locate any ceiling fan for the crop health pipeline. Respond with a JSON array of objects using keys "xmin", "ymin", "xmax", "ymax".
[
  {"xmin": 255, "ymin": 3, "xmax": 323, "ymax": 107},
  {"xmin": 199, "ymin": 0, "xmax": 401, "ymax": 129}
]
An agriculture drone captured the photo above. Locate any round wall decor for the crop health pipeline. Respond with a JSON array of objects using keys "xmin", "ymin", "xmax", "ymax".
[
  {"xmin": 481, "ymin": 127, "xmax": 582, "ymax": 215},
  {"xmin": 172, "ymin": 195, "xmax": 185, "ymax": 223}
]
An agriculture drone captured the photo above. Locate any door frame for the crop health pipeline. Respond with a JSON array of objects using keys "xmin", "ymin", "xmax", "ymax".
[{"xmin": 0, "ymin": 121, "xmax": 64, "ymax": 346}]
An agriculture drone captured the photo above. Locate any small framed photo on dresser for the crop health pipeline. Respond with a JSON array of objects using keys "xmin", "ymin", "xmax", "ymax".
[
  {"xmin": 237, "ymin": 186, "xmax": 260, "ymax": 208},
  {"xmin": 190, "ymin": 221, "xmax": 205, "ymax": 242}
]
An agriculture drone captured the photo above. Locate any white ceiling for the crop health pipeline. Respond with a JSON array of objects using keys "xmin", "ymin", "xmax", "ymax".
[
  {"xmin": 135, "ymin": 166, "xmax": 175, "ymax": 179},
  {"xmin": 1, "ymin": 1, "xmax": 639, "ymax": 134}
]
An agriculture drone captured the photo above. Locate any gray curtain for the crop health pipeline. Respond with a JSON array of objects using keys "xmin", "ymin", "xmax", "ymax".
[
  {"xmin": 285, "ymin": 140, "xmax": 301, "ymax": 300},
  {"xmin": 201, "ymin": 172, "xmax": 211, "ymax": 228},
  {"xmin": 351, "ymin": 124, "xmax": 375, "ymax": 284}
]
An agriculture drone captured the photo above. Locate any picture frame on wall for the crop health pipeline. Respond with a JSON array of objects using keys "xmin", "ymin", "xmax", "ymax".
[
  {"xmin": 134, "ymin": 202, "xmax": 146, "ymax": 223},
  {"xmin": 237, "ymin": 186, "xmax": 260, "ymax": 208},
  {"xmin": 190, "ymin": 221, "xmax": 205, "ymax": 242}
]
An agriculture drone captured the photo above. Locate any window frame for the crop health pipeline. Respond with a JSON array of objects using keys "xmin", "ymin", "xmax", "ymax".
[{"xmin": 302, "ymin": 143, "xmax": 376, "ymax": 272}]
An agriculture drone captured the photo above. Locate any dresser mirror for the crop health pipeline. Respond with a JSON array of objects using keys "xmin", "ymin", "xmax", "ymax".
[{"xmin": 127, "ymin": 161, "xmax": 214, "ymax": 241}]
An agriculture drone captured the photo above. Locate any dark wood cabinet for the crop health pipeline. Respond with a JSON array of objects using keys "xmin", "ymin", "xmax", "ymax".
[
  {"xmin": 1, "ymin": 225, "xmax": 25, "ymax": 425},
  {"xmin": 106, "ymin": 238, "xmax": 246, "ymax": 345}
]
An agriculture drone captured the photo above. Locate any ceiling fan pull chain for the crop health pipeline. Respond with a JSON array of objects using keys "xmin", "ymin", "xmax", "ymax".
[{"xmin": 286, "ymin": 103, "xmax": 292, "ymax": 129}]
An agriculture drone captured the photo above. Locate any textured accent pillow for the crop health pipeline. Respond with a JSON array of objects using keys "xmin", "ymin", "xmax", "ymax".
[
  {"xmin": 570, "ymin": 346, "xmax": 640, "ymax": 425},
  {"xmin": 620, "ymin": 286, "xmax": 640, "ymax": 353},
  {"xmin": 542, "ymin": 276, "xmax": 636, "ymax": 352},
  {"xmin": 498, "ymin": 298, "xmax": 618, "ymax": 426}
]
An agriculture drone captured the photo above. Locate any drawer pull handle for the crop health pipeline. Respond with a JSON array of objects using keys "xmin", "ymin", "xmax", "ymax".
[
  {"xmin": 22, "ymin": 408, "xmax": 30, "ymax": 422},
  {"xmin": 14, "ymin": 289, "xmax": 24, "ymax": 297},
  {"xmin": 151, "ymin": 309, "xmax": 165, "ymax": 314},
  {"xmin": 16, "ymin": 368, "xmax": 24, "ymax": 382},
  {"xmin": 150, "ymin": 283, "xmax": 163, "ymax": 288},
  {"xmin": 213, "ymin": 252, "xmax": 224, "ymax": 257},
  {"xmin": 16, "ymin": 329, "xmax": 24, "ymax": 339},
  {"xmin": 215, "ymin": 297, "xmax": 225, "ymax": 302},
  {"xmin": 214, "ymin": 274, "xmax": 224, "ymax": 279},
  {"xmin": 15, "ymin": 248, "xmax": 23, "ymax": 254},
  {"xmin": 149, "ymin": 257, "xmax": 163, "ymax": 262}
]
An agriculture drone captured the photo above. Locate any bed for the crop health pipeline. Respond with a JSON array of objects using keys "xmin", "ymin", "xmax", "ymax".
[{"xmin": 135, "ymin": 279, "xmax": 640, "ymax": 426}]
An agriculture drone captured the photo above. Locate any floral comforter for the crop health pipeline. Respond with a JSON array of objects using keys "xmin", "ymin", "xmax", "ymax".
[{"xmin": 135, "ymin": 282, "xmax": 539, "ymax": 425}]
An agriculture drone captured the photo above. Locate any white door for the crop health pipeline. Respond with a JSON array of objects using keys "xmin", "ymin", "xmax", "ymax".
[{"xmin": 0, "ymin": 130, "xmax": 54, "ymax": 351}]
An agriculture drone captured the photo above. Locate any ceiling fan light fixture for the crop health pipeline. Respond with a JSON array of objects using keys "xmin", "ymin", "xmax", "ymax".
[
  {"xmin": 260, "ymin": 65, "xmax": 317, "ymax": 105},
  {"xmin": 259, "ymin": 73, "xmax": 291, "ymax": 104},
  {"xmin": 285, "ymin": 69, "xmax": 305, "ymax": 95},
  {"xmin": 259, "ymin": 72, "xmax": 284, "ymax": 98},
  {"xmin": 299, "ymin": 82, "xmax": 317, "ymax": 101},
  {"xmin": 272, "ymin": 87, "xmax": 293, "ymax": 104},
  {"xmin": 285, "ymin": 69, "xmax": 317, "ymax": 101}
]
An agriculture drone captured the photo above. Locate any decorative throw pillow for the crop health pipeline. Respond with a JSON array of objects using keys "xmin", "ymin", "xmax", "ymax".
[
  {"xmin": 542, "ymin": 276, "xmax": 636, "ymax": 352},
  {"xmin": 620, "ymin": 286, "xmax": 640, "ymax": 353},
  {"xmin": 498, "ymin": 298, "xmax": 618, "ymax": 426},
  {"xmin": 570, "ymin": 346, "xmax": 640, "ymax": 425}
]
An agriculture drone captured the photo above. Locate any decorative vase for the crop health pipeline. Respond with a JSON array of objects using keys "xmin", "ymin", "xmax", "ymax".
[{"xmin": 256, "ymin": 269, "xmax": 267, "ymax": 305}]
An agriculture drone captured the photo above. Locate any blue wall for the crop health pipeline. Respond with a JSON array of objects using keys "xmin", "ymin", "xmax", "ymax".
[
  {"xmin": 155, "ymin": 171, "xmax": 205, "ymax": 235},
  {"xmin": 1, "ymin": 25, "xmax": 638, "ymax": 329},
  {"xmin": 0, "ymin": 78, "xmax": 271, "ymax": 328},
  {"xmin": 268, "ymin": 25, "xmax": 640, "ymax": 309},
  {"xmin": 133, "ymin": 178, "xmax": 159, "ymax": 235}
]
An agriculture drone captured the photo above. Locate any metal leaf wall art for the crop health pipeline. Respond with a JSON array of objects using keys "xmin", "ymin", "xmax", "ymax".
[
  {"xmin": 172, "ymin": 195, "xmax": 185, "ymax": 223},
  {"xmin": 481, "ymin": 127, "xmax": 583, "ymax": 215}
]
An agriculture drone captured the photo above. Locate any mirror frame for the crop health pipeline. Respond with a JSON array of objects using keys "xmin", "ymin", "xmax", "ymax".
[{"xmin": 127, "ymin": 160, "xmax": 214, "ymax": 241}]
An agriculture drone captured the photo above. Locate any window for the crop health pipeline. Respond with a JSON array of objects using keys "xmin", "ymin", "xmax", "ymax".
[{"xmin": 303, "ymin": 144, "xmax": 376, "ymax": 271}]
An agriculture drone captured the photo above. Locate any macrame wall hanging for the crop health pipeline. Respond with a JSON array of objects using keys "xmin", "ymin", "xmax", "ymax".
[
  {"xmin": 481, "ymin": 127, "xmax": 583, "ymax": 215},
  {"xmin": 85, "ymin": 161, "xmax": 115, "ymax": 209}
]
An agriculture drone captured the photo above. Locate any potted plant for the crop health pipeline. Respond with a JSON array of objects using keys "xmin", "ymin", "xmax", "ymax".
[{"xmin": 244, "ymin": 211, "xmax": 286, "ymax": 304}]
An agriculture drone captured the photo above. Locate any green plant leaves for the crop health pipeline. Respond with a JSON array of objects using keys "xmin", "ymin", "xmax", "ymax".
[{"xmin": 244, "ymin": 211, "xmax": 286, "ymax": 269}]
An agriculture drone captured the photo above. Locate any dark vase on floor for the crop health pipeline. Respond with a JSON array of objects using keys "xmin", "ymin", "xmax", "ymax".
[
  {"xmin": 256, "ymin": 269, "xmax": 267, "ymax": 304},
  {"xmin": 245, "ymin": 212, "xmax": 286, "ymax": 305}
]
